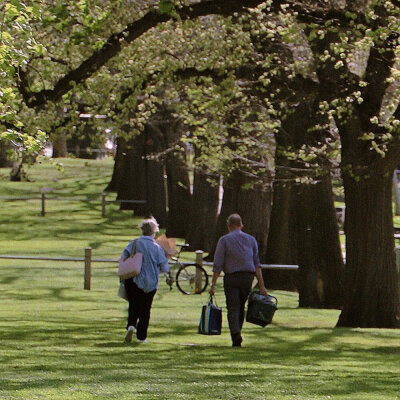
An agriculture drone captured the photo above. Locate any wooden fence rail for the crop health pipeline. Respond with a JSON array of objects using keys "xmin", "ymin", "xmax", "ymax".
[
  {"xmin": 0, "ymin": 249, "xmax": 299, "ymax": 291},
  {"xmin": 0, "ymin": 193, "xmax": 146, "ymax": 217}
]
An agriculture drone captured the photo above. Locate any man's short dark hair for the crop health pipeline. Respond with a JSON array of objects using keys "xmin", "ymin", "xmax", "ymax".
[{"xmin": 227, "ymin": 213, "xmax": 243, "ymax": 228}]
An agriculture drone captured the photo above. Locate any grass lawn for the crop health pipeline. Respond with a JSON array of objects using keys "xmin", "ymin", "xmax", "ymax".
[
  {"xmin": 1, "ymin": 158, "xmax": 400, "ymax": 400},
  {"xmin": 0, "ymin": 157, "xmax": 142, "ymax": 258}
]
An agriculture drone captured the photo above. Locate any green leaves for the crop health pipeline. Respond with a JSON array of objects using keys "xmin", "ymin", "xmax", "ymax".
[
  {"xmin": 1, "ymin": 128, "xmax": 47, "ymax": 164},
  {"xmin": 158, "ymin": 0, "xmax": 174, "ymax": 15}
]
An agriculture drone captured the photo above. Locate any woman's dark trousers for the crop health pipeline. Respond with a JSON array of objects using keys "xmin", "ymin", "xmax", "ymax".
[
  {"xmin": 223, "ymin": 271, "xmax": 254, "ymax": 345},
  {"xmin": 125, "ymin": 279, "xmax": 156, "ymax": 341}
]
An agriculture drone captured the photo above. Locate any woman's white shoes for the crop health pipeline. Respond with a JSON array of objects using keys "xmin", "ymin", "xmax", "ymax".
[{"xmin": 124, "ymin": 326, "xmax": 136, "ymax": 343}]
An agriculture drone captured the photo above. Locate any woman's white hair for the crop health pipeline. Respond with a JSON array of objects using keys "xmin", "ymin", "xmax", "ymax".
[{"xmin": 139, "ymin": 217, "xmax": 159, "ymax": 236}]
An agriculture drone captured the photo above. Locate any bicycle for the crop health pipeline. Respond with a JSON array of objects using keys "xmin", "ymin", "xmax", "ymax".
[{"xmin": 165, "ymin": 243, "xmax": 209, "ymax": 295}]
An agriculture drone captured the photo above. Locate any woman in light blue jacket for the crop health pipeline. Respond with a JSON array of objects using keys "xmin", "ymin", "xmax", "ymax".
[{"xmin": 121, "ymin": 218, "xmax": 169, "ymax": 343}]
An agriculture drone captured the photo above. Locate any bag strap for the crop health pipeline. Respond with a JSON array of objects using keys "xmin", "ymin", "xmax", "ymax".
[
  {"xmin": 267, "ymin": 295, "xmax": 278, "ymax": 306},
  {"xmin": 130, "ymin": 239, "xmax": 137, "ymax": 258},
  {"xmin": 209, "ymin": 295, "xmax": 218, "ymax": 307}
]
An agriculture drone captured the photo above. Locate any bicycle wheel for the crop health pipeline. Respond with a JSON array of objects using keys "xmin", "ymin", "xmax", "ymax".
[{"xmin": 175, "ymin": 263, "xmax": 208, "ymax": 295}]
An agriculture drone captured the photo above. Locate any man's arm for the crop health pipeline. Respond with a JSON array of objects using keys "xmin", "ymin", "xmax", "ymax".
[
  {"xmin": 251, "ymin": 237, "xmax": 267, "ymax": 295},
  {"xmin": 255, "ymin": 266, "xmax": 268, "ymax": 296},
  {"xmin": 209, "ymin": 237, "xmax": 225, "ymax": 295},
  {"xmin": 209, "ymin": 271, "xmax": 220, "ymax": 295}
]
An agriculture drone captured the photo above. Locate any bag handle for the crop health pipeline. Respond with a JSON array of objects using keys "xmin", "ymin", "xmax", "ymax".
[
  {"xmin": 130, "ymin": 239, "xmax": 137, "ymax": 258},
  {"xmin": 209, "ymin": 295, "xmax": 218, "ymax": 307},
  {"xmin": 122, "ymin": 239, "xmax": 137, "ymax": 262},
  {"xmin": 250, "ymin": 291, "xmax": 278, "ymax": 307},
  {"xmin": 267, "ymin": 295, "xmax": 278, "ymax": 306}
]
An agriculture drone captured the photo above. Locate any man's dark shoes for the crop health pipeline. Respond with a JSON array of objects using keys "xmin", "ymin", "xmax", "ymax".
[{"xmin": 232, "ymin": 333, "xmax": 242, "ymax": 347}]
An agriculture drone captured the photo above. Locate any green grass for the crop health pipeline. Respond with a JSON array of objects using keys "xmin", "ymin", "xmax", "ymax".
[
  {"xmin": 0, "ymin": 157, "xmax": 141, "ymax": 258},
  {"xmin": 1, "ymin": 263, "xmax": 399, "ymax": 400},
  {"xmin": 1, "ymin": 158, "xmax": 400, "ymax": 400}
]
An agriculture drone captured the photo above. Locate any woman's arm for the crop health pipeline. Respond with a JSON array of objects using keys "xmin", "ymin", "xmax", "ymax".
[
  {"xmin": 121, "ymin": 240, "xmax": 134, "ymax": 260},
  {"xmin": 158, "ymin": 246, "xmax": 170, "ymax": 273}
]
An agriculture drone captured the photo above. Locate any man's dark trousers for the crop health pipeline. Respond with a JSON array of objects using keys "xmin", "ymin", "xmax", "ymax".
[{"xmin": 223, "ymin": 271, "xmax": 254, "ymax": 344}]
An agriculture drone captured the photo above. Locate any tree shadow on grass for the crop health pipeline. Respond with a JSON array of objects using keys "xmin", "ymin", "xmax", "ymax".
[
  {"xmin": 1, "ymin": 320, "xmax": 399, "ymax": 398},
  {"xmin": 0, "ymin": 203, "xmax": 139, "ymax": 244},
  {"xmin": 0, "ymin": 274, "xmax": 21, "ymax": 284},
  {"xmin": 1, "ymin": 260, "xmax": 399, "ymax": 399}
]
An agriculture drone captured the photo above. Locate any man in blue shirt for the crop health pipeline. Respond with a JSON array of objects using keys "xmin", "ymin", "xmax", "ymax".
[{"xmin": 209, "ymin": 214, "xmax": 267, "ymax": 347}]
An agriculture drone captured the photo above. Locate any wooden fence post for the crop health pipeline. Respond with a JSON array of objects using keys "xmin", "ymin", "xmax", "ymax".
[
  {"xmin": 84, "ymin": 247, "xmax": 92, "ymax": 290},
  {"xmin": 101, "ymin": 193, "xmax": 106, "ymax": 217},
  {"xmin": 195, "ymin": 250, "xmax": 204, "ymax": 294},
  {"xmin": 41, "ymin": 193, "xmax": 46, "ymax": 216}
]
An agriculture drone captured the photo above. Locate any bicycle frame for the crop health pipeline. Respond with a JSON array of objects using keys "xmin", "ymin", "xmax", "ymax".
[
  {"xmin": 165, "ymin": 244, "xmax": 189, "ymax": 290},
  {"xmin": 164, "ymin": 243, "xmax": 209, "ymax": 294}
]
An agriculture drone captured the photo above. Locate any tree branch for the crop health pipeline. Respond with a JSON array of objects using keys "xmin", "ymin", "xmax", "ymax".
[
  {"xmin": 20, "ymin": 0, "xmax": 395, "ymax": 111},
  {"xmin": 362, "ymin": 35, "xmax": 399, "ymax": 126},
  {"xmin": 21, "ymin": 0, "xmax": 267, "ymax": 109}
]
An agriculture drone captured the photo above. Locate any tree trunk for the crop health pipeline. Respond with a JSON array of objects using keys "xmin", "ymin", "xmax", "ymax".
[
  {"xmin": 337, "ymin": 171, "xmax": 400, "ymax": 327},
  {"xmin": 185, "ymin": 169, "xmax": 219, "ymax": 252},
  {"xmin": 10, "ymin": 162, "xmax": 23, "ymax": 181},
  {"xmin": 115, "ymin": 135, "xmax": 146, "ymax": 212},
  {"xmin": 264, "ymin": 88, "xmax": 344, "ymax": 301},
  {"xmin": 212, "ymin": 170, "xmax": 272, "ymax": 259},
  {"xmin": 164, "ymin": 153, "xmax": 191, "ymax": 238},
  {"xmin": 104, "ymin": 136, "xmax": 126, "ymax": 193},
  {"xmin": 308, "ymin": 19, "xmax": 400, "ymax": 326},
  {"xmin": 264, "ymin": 130, "xmax": 298, "ymax": 290},
  {"xmin": 143, "ymin": 123, "xmax": 168, "ymax": 226},
  {"xmin": 0, "ymin": 142, "xmax": 12, "ymax": 168},
  {"xmin": 264, "ymin": 179, "xmax": 298, "ymax": 291},
  {"xmin": 51, "ymin": 133, "xmax": 67, "ymax": 158},
  {"xmin": 149, "ymin": 107, "xmax": 191, "ymax": 238},
  {"xmin": 295, "ymin": 176, "xmax": 345, "ymax": 309},
  {"xmin": 105, "ymin": 106, "xmax": 193, "ymax": 231},
  {"xmin": 67, "ymin": 125, "xmax": 100, "ymax": 159},
  {"xmin": 264, "ymin": 175, "xmax": 344, "ymax": 307},
  {"xmin": 105, "ymin": 132, "xmax": 167, "ymax": 225}
]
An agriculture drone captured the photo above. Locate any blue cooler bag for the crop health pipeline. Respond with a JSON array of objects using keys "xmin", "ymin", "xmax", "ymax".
[
  {"xmin": 198, "ymin": 296, "xmax": 222, "ymax": 335},
  {"xmin": 246, "ymin": 292, "xmax": 278, "ymax": 327}
]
